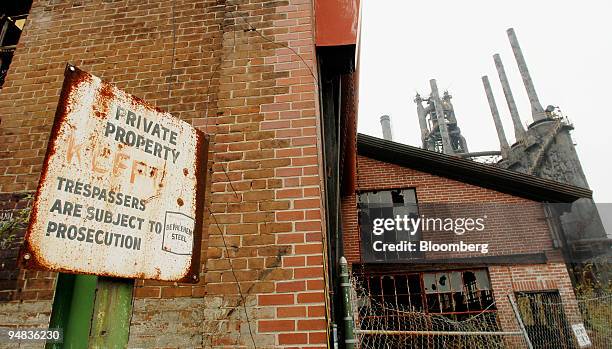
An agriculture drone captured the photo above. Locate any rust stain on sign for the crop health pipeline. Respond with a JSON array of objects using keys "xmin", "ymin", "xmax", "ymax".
[{"xmin": 20, "ymin": 65, "xmax": 208, "ymax": 283}]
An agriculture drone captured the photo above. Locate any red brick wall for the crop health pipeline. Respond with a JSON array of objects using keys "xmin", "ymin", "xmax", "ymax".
[
  {"xmin": 490, "ymin": 263, "xmax": 581, "ymax": 334},
  {"xmin": 0, "ymin": 0, "xmax": 328, "ymax": 347},
  {"xmin": 342, "ymin": 155, "xmax": 559, "ymax": 264},
  {"xmin": 0, "ymin": 193, "xmax": 57, "ymax": 302},
  {"xmin": 342, "ymin": 154, "xmax": 582, "ymax": 343}
]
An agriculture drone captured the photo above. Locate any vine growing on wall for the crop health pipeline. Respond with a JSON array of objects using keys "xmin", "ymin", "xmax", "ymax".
[{"xmin": 0, "ymin": 194, "xmax": 33, "ymax": 250}]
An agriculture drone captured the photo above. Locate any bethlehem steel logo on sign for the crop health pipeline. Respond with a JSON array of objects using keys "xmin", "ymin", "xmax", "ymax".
[{"xmin": 20, "ymin": 65, "xmax": 208, "ymax": 283}]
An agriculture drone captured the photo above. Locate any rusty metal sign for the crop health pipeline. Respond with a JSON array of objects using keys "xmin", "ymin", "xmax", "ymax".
[{"xmin": 20, "ymin": 65, "xmax": 208, "ymax": 283}]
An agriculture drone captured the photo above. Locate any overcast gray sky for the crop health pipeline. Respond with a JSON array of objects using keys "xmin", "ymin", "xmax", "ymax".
[{"xmin": 358, "ymin": 0, "xmax": 612, "ymax": 202}]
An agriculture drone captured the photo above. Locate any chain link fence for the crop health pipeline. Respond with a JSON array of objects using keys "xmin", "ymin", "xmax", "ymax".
[
  {"xmin": 577, "ymin": 294, "xmax": 612, "ymax": 348},
  {"xmin": 350, "ymin": 276, "xmax": 530, "ymax": 348},
  {"xmin": 515, "ymin": 291, "xmax": 612, "ymax": 349},
  {"xmin": 350, "ymin": 275, "xmax": 612, "ymax": 348}
]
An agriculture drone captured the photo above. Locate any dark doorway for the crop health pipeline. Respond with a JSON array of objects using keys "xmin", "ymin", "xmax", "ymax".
[{"xmin": 515, "ymin": 291, "xmax": 575, "ymax": 349}]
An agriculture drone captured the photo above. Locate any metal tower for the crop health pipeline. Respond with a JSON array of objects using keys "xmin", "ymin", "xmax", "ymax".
[
  {"xmin": 480, "ymin": 28, "xmax": 608, "ymax": 266},
  {"xmin": 415, "ymin": 79, "xmax": 468, "ymax": 155}
]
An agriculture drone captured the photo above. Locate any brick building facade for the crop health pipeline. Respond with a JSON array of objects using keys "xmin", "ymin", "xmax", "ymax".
[
  {"xmin": 1, "ymin": 1, "xmax": 593, "ymax": 348},
  {"xmin": 0, "ymin": 0, "xmax": 364, "ymax": 347},
  {"xmin": 340, "ymin": 134, "xmax": 589, "ymax": 343}
]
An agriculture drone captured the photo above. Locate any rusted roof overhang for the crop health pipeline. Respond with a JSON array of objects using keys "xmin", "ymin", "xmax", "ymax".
[
  {"xmin": 315, "ymin": 0, "xmax": 360, "ymax": 47},
  {"xmin": 357, "ymin": 133, "xmax": 592, "ymax": 203}
]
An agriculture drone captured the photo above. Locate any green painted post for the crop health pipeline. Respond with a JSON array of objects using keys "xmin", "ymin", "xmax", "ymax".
[
  {"xmin": 89, "ymin": 277, "xmax": 135, "ymax": 348},
  {"xmin": 340, "ymin": 256, "xmax": 356, "ymax": 349},
  {"xmin": 46, "ymin": 273, "xmax": 97, "ymax": 349},
  {"xmin": 46, "ymin": 273, "xmax": 75, "ymax": 349},
  {"xmin": 46, "ymin": 274, "xmax": 134, "ymax": 348}
]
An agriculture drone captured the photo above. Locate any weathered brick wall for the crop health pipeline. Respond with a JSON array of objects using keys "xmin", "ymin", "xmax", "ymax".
[
  {"xmin": 1, "ymin": 193, "xmax": 57, "ymax": 304},
  {"xmin": 342, "ymin": 154, "xmax": 582, "ymax": 344},
  {"xmin": 0, "ymin": 193, "xmax": 29, "ymax": 301},
  {"xmin": 490, "ymin": 263, "xmax": 582, "ymax": 332},
  {"xmin": 342, "ymin": 155, "xmax": 557, "ymax": 264},
  {"xmin": 0, "ymin": 300, "xmax": 53, "ymax": 349},
  {"xmin": 0, "ymin": 0, "xmax": 328, "ymax": 347}
]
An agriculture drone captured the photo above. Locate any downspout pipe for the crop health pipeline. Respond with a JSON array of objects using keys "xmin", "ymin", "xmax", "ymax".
[{"xmin": 340, "ymin": 257, "xmax": 355, "ymax": 349}]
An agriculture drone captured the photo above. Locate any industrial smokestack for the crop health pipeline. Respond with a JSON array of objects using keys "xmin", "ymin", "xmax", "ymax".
[
  {"xmin": 380, "ymin": 115, "xmax": 393, "ymax": 141},
  {"xmin": 429, "ymin": 79, "xmax": 453, "ymax": 154},
  {"xmin": 414, "ymin": 94, "xmax": 430, "ymax": 149},
  {"xmin": 493, "ymin": 54, "xmax": 527, "ymax": 142},
  {"xmin": 507, "ymin": 28, "xmax": 545, "ymax": 121},
  {"xmin": 482, "ymin": 76, "xmax": 510, "ymax": 155}
]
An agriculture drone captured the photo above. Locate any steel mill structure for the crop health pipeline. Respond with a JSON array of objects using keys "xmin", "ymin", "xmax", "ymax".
[{"xmin": 404, "ymin": 28, "xmax": 609, "ymax": 280}]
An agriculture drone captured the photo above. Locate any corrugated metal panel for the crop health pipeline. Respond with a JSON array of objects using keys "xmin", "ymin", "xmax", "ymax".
[{"xmin": 20, "ymin": 65, "xmax": 208, "ymax": 283}]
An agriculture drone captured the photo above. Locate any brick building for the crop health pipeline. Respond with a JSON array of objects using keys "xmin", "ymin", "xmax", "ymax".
[
  {"xmin": 0, "ymin": 0, "xmax": 361, "ymax": 348},
  {"xmin": 0, "ymin": 0, "xmax": 598, "ymax": 348},
  {"xmin": 340, "ymin": 133, "xmax": 592, "ymax": 346}
]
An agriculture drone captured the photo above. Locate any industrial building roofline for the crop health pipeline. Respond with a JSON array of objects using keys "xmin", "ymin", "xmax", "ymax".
[{"xmin": 357, "ymin": 133, "xmax": 592, "ymax": 203}]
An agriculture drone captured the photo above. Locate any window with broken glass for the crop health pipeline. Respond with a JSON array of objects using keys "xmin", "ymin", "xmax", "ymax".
[
  {"xmin": 357, "ymin": 188, "xmax": 421, "ymax": 262},
  {"xmin": 359, "ymin": 269, "xmax": 497, "ymax": 321}
]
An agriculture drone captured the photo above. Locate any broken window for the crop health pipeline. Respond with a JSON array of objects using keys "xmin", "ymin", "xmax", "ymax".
[
  {"xmin": 357, "ymin": 188, "xmax": 420, "ymax": 262},
  {"xmin": 1, "ymin": 1, "xmax": 32, "ymax": 88},
  {"xmin": 360, "ymin": 268, "xmax": 496, "ymax": 321}
]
